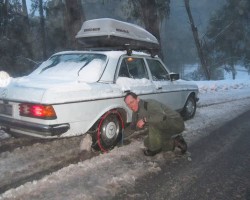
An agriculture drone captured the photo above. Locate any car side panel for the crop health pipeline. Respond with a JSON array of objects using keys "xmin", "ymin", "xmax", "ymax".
[{"xmin": 56, "ymin": 96, "xmax": 130, "ymax": 137}]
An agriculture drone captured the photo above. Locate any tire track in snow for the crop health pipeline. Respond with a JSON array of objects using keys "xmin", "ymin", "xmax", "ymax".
[
  {"xmin": 197, "ymin": 96, "xmax": 250, "ymax": 108},
  {"xmin": 0, "ymin": 136, "xmax": 98, "ymax": 193},
  {"xmin": 0, "ymin": 137, "xmax": 52, "ymax": 154}
]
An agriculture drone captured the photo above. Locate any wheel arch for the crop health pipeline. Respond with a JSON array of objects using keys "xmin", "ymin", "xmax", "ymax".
[
  {"xmin": 88, "ymin": 106, "xmax": 128, "ymax": 133},
  {"xmin": 185, "ymin": 91, "xmax": 197, "ymax": 104}
]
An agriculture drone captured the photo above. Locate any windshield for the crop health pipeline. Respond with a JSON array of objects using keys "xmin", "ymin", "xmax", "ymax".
[{"xmin": 30, "ymin": 53, "xmax": 107, "ymax": 83}]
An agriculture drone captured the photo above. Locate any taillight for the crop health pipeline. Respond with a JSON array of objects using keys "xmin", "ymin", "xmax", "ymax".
[{"xmin": 19, "ymin": 103, "xmax": 57, "ymax": 119}]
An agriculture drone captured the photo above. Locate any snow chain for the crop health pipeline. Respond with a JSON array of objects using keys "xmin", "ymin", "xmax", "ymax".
[{"xmin": 97, "ymin": 110, "xmax": 125, "ymax": 153}]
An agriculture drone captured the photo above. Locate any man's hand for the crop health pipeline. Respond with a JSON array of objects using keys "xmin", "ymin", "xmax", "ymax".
[{"xmin": 137, "ymin": 118, "xmax": 146, "ymax": 129}]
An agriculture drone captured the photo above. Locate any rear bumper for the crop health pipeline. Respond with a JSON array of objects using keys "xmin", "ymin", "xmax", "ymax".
[{"xmin": 0, "ymin": 116, "xmax": 70, "ymax": 138}]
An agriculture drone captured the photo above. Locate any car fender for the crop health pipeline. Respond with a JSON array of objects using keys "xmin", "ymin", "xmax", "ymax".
[{"xmin": 86, "ymin": 102, "xmax": 131, "ymax": 132}]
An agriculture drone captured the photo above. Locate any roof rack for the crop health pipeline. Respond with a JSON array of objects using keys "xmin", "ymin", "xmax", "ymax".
[{"xmin": 75, "ymin": 18, "xmax": 160, "ymax": 57}]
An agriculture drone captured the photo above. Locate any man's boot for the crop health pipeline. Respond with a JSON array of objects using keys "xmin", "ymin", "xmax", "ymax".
[
  {"xmin": 143, "ymin": 148, "xmax": 162, "ymax": 156},
  {"xmin": 173, "ymin": 135, "xmax": 187, "ymax": 154}
]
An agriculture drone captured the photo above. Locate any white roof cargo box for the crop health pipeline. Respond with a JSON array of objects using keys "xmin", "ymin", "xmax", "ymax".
[{"xmin": 75, "ymin": 18, "xmax": 159, "ymax": 51}]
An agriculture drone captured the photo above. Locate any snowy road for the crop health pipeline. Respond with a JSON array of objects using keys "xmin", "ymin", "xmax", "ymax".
[
  {"xmin": 115, "ymin": 109, "xmax": 250, "ymax": 200},
  {"xmin": 1, "ymin": 84, "xmax": 250, "ymax": 199},
  {"xmin": 0, "ymin": 137, "xmax": 83, "ymax": 194}
]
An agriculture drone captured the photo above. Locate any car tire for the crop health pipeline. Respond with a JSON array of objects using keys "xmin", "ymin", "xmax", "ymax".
[
  {"xmin": 92, "ymin": 111, "xmax": 123, "ymax": 152},
  {"xmin": 181, "ymin": 94, "xmax": 196, "ymax": 120}
]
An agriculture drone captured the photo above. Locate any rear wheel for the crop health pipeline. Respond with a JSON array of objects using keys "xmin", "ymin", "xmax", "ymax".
[
  {"xmin": 181, "ymin": 95, "xmax": 196, "ymax": 120},
  {"xmin": 92, "ymin": 111, "xmax": 123, "ymax": 152}
]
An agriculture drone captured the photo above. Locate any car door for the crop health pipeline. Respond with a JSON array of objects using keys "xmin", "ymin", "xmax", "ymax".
[
  {"xmin": 116, "ymin": 56, "xmax": 156, "ymax": 96},
  {"xmin": 145, "ymin": 58, "xmax": 183, "ymax": 110}
]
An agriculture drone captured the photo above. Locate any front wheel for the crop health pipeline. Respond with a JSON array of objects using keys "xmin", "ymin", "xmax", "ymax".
[
  {"xmin": 92, "ymin": 111, "xmax": 123, "ymax": 152},
  {"xmin": 181, "ymin": 95, "xmax": 196, "ymax": 120}
]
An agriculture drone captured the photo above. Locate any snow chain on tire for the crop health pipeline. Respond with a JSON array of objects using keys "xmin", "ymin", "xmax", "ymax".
[{"xmin": 97, "ymin": 110, "xmax": 125, "ymax": 153}]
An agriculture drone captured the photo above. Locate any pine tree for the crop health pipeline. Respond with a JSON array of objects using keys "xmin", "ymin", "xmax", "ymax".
[{"xmin": 205, "ymin": 0, "xmax": 250, "ymax": 79}]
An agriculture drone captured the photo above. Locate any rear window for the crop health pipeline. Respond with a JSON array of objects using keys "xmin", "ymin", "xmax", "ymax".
[{"xmin": 30, "ymin": 53, "xmax": 107, "ymax": 82}]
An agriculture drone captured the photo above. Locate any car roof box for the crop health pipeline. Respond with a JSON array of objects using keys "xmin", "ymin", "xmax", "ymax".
[{"xmin": 75, "ymin": 18, "xmax": 160, "ymax": 51}]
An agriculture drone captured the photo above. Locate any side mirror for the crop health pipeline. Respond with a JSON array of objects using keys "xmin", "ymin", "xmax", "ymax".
[{"xmin": 169, "ymin": 73, "xmax": 179, "ymax": 81}]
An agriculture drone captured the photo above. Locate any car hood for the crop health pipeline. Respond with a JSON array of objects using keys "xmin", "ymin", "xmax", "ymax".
[{"xmin": 0, "ymin": 76, "xmax": 121, "ymax": 104}]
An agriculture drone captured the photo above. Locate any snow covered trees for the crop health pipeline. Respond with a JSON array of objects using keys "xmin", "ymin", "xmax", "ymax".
[{"xmin": 205, "ymin": 0, "xmax": 250, "ymax": 79}]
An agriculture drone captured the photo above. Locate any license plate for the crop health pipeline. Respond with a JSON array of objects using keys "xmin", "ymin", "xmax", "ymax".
[{"xmin": 0, "ymin": 104, "xmax": 13, "ymax": 116}]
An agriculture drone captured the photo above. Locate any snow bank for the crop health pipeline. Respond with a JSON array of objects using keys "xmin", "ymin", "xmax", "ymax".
[
  {"xmin": 0, "ymin": 71, "xmax": 11, "ymax": 87},
  {"xmin": 196, "ymin": 79, "xmax": 250, "ymax": 93}
]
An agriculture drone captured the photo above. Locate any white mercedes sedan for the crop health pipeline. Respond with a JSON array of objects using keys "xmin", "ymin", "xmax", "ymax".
[{"xmin": 0, "ymin": 50, "xmax": 198, "ymax": 151}]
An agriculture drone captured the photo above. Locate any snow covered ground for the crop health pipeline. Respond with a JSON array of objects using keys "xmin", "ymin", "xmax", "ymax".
[{"xmin": 0, "ymin": 74, "xmax": 250, "ymax": 199}]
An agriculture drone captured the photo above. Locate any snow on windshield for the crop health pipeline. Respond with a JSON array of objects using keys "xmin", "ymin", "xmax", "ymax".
[{"xmin": 30, "ymin": 53, "xmax": 107, "ymax": 82}]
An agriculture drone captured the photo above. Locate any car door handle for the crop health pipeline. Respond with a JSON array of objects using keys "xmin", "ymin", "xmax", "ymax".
[
  {"xmin": 124, "ymin": 90, "xmax": 131, "ymax": 93},
  {"xmin": 105, "ymin": 89, "xmax": 114, "ymax": 93},
  {"xmin": 157, "ymin": 87, "xmax": 162, "ymax": 90}
]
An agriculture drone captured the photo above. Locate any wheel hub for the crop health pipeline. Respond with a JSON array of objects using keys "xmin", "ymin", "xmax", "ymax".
[
  {"xmin": 105, "ymin": 122, "xmax": 117, "ymax": 139},
  {"xmin": 186, "ymin": 101, "xmax": 194, "ymax": 113}
]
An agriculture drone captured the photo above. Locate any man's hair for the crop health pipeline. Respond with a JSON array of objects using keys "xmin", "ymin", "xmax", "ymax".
[{"xmin": 124, "ymin": 92, "xmax": 138, "ymax": 101}]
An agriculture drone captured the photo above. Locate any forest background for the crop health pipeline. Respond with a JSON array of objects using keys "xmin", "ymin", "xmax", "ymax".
[{"xmin": 0, "ymin": 0, "xmax": 249, "ymax": 80}]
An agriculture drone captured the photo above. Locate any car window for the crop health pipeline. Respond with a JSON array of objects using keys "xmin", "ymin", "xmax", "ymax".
[
  {"xmin": 146, "ymin": 59, "xmax": 169, "ymax": 81},
  {"xmin": 118, "ymin": 57, "xmax": 149, "ymax": 79},
  {"xmin": 30, "ymin": 53, "xmax": 107, "ymax": 82}
]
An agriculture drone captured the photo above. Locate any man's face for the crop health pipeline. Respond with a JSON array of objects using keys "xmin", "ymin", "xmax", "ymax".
[{"xmin": 125, "ymin": 95, "xmax": 140, "ymax": 112}]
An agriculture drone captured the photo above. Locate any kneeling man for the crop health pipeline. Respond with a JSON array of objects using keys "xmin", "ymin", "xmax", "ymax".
[{"xmin": 124, "ymin": 92, "xmax": 187, "ymax": 156}]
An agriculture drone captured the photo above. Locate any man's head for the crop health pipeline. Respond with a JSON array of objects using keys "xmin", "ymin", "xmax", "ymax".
[{"xmin": 124, "ymin": 92, "xmax": 140, "ymax": 112}]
